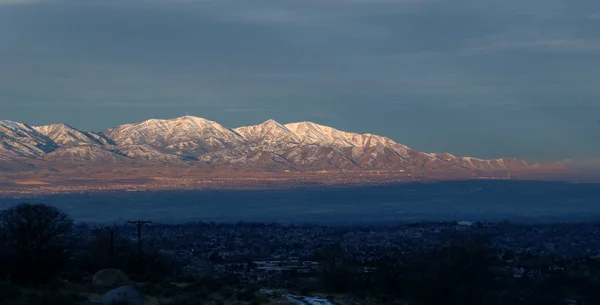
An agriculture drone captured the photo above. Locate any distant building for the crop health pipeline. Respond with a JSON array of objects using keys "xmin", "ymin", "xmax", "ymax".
[{"xmin": 455, "ymin": 221, "xmax": 474, "ymax": 231}]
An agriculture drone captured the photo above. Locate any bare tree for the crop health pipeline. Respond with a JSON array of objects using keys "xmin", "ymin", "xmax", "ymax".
[{"xmin": 0, "ymin": 203, "xmax": 73, "ymax": 285}]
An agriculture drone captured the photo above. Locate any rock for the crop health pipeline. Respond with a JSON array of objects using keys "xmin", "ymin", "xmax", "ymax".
[
  {"xmin": 92, "ymin": 269, "xmax": 130, "ymax": 290},
  {"xmin": 101, "ymin": 285, "xmax": 144, "ymax": 305}
]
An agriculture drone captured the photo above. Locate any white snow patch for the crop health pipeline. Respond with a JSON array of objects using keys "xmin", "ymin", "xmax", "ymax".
[
  {"xmin": 260, "ymin": 289, "xmax": 334, "ymax": 305},
  {"xmin": 0, "ymin": 120, "xmax": 22, "ymax": 130}
]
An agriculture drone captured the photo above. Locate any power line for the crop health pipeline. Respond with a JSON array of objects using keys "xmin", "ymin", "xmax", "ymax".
[{"xmin": 126, "ymin": 220, "xmax": 152, "ymax": 256}]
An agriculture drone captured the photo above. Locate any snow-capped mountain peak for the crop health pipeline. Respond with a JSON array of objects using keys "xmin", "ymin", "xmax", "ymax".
[
  {"xmin": 0, "ymin": 116, "xmax": 567, "ymax": 174},
  {"xmin": 34, "ymin": 123, "xmax": 113, "ymax": 146},
  {"xmin": 283, "ymin": 121, "xmax": 405, "ymax": 150},
  {"xmin": 285, "ymin": 121, "xmax": 369, "ymax": 147},
  {"xmin": 234, "ymin": 119, "xmax": 298, "ymax": 143},
  {"xmin": 0, "ymin": 120, "xmax": 57, "ymax": 159},
  {"xmin": 0, "ymin": 120, "xmax": 24, "ymax": 130},
  {"xmin": 103, "ymin": 115, "xmax": 246, "ymax": 156}
]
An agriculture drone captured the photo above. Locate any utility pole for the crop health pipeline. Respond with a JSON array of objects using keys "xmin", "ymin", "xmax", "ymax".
[
  {"xmin": 127, "ymin": 220, "xmax": 152, "ymax": 257},
  {"xmin": 108, "ymin": 230, "xmax": 114, "ymax": 267}
]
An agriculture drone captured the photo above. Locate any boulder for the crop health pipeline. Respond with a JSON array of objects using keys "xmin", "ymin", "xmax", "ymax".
[
  {"xmin": 92, "ymin": 269, "xmax": 130, "ymax": 290},
  {"xmin": 101, "ymin": 285, "xmax": 144, "ymax": 305}
]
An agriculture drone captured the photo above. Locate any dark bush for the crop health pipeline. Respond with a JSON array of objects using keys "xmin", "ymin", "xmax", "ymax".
[{"xmin": 0, "ymin": 203, "xmax": 73, "ymax": 285}]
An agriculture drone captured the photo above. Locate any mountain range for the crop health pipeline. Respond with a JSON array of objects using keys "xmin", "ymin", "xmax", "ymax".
[{"xmin": 0, "ymin": 116, "xmax": 567, "ymax": 175}]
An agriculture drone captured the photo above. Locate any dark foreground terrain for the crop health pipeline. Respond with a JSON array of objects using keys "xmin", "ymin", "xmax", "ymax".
[
  {"xmin": 2, "ymin": 201, "xmax": 600, "ymax": 304},
  {"xmin": 2, "ymin": 181, "xmax": 600, "ymax": 304}
]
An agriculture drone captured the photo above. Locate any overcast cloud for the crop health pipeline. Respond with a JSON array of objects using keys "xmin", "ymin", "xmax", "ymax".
[{"xmin": 0, "ymin": 0, "xmax": 599, "ymax": 163}]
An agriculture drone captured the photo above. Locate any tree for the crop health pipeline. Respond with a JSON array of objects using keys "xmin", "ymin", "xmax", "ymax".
[
  {"xmin": 315, "ymin": 243, "xmax": 358, "ymax": 293},
  {"xmin": 400, "ymin": 235, "xmax": 499, "ymax": 305},
  {"xmin": 0, "ymin": 203, "xmax": 74, "ymax": 285},
  {"xmin": 70, "ymin": 227, "xmax": 180, "ymax": 282}
]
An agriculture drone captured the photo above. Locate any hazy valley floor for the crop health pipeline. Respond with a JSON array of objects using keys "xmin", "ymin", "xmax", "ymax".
[{"xmin": 1, "ymin": 180, "xmax": 599, "ymax": 224}]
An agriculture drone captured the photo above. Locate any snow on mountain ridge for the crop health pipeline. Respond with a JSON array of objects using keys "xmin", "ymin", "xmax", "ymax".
[
  {"xmin": 0, "ymin": 120, "xmax": 58, "ymax": 159},
  {"xmin": 0, "ymin": 120, "xmax": 23, "ymax": 130},
  {"xmin": 234, "ymin": 119, "xmax": 299, "ymax": 144},
  {"xmin": 237, "ymin": 119, "xmax": 408, "ymax": 149},
  {"xmin": 0, "ymin": 116, "xmax": 562, "ymax": 173},
  {"xmin": 100, "ymin": 116, "xmax": 517, "ymax": 170},
  {"xmin": 103, "ymin": 116, "xmax": 247, "ymax": 156},
  {"xmin": 281, "ymin": 121, "xmax": 412, "ymax": 162},
  {"xmin": 34, "ymin": 123, "xmax": 113, "ymax": 146},
  {"xmin": 43, "ymin": 144, "xmax": 127, "ymax": 163},
  {"xmin": 283, "ymin": 121, "xmax": 406, "ymax": 150}
]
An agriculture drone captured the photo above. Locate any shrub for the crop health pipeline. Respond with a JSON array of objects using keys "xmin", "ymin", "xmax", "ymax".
[{"xmin": 0, "ymin": 203, "xmax": 73, "ymax": 285}]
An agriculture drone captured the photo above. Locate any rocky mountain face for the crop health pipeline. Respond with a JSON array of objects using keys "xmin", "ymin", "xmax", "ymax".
[
  {"xmin": 34, "ymin": 123, "xmax": 114, "ymax": 146},
  {"xmin": 0, "ymin": 116, "xmax": 567, "ymax": 174},
  {"xmin": 0, "ymin": 120, "xmax": 58, "ymax": 160},
  {"xmin": 104, "ymin": 116, "xmax": 246, "ymax": 157}
]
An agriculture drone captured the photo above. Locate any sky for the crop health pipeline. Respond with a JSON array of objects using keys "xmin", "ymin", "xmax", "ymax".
[{"xmin": 0, "ymin": 0, "xmax": 599, "ymax": 164}]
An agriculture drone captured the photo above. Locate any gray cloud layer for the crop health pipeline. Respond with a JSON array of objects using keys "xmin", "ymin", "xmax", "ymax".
[{"xmin": 1, "ymin": 0, "xmax": 599, "ymax": 162}]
